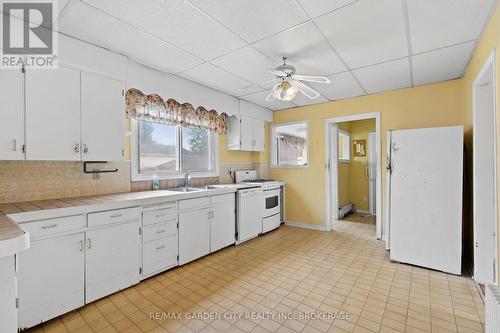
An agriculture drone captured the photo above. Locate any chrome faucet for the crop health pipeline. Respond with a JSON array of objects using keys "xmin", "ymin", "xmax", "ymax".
[{"xmin": 184, "ymin": 172, "xmax": 191, "ymax": 188}]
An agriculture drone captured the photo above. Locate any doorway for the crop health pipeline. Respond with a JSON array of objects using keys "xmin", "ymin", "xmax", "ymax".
[
  {"xmin": 325, "ymin": 112, "xmax": 382, "ymax": 239},
  {"xmin": 473, "ymin": 50, "xmax": 497, "ymax": 284}
]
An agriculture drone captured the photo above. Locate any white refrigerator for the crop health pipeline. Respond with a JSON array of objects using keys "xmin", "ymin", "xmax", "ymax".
[{"xmin": 388, "ymin": 126, "xmax": 463, "ymax": 274}]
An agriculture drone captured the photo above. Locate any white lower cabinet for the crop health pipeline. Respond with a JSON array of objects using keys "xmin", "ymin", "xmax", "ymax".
[
  {"xmin": 210, "ymin": 195, "xmax": 236, "ymax": 252},
  {"xmin": 17, "ymin": 233, "xmax": 85, "ymax": 329},
  {"xmin": 179, "ymin": 206, "xmax": 210, "ymax": 265},
  {"xmin": 86, "ymin": 221, "xmax": 142, "ymax": 303}
]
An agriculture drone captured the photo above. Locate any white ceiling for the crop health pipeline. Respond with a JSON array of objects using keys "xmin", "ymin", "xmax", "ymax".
[{"xmin": 53, "ymin": 0, "xmax": 497, "ymax": 110}]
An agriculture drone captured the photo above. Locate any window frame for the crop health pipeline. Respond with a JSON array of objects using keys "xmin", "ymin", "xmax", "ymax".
[
  {"xmin": 130, "ymin": 119, "xmax": 219, "ymax": 181},
  {"xmin": 338, "ymin": 129, "xmax": 351, "ymax": 163},
  {"xmin": 270, "ymin": 120, "xmax": 310, "ymax": 169}
]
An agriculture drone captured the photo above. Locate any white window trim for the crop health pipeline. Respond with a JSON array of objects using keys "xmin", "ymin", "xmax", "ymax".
[
  {"xmin": 130, "ymin": 119, "xmax": 219, "ymax": 181},
  {"xmin": 338, "ymin": 129, "xmax": 351, "ymax": 163},
  {"xmin": 270, "ymin": 120, "xmax": 310, "ymax": 169}
]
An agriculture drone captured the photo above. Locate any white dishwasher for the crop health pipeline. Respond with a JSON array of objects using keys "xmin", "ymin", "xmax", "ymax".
[{"xmin": 236, "ymin": 187, "xmax": 264, "ymax": 244}]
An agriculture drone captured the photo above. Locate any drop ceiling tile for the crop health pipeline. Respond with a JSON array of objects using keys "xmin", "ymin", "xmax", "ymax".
[
  {"xmin": 58, "ymin": 0, "xmax": 203, "ymax": 74},
  {"xmin": 180, "ymin": 62, "xmax": 261, "ymax": 97},
  {"xmin": 210, "ymin": 46, "xmax": 277, "ymax": 84},
  {"xmin": 412, "ymin": 41, "xmax": 476, "ymax": 86},
  {"xmin": 353, "ymin": 58, "xmax": 411, "ymax": 94},
  {"xmin": 310, "ymin": 71, "xmax": 365, "ymax": 100},
  {"xmin": 253, "ymin": 21, "xmax": 347, "ymax": 75},
  {"xmin": 292, "ymin": 93, "xmax": 328, "ymax": 106},
  {"xmin": 296, "ymin": 0, "xmax": 358, "ymax": 18},
  {"xmin": 240, "ymin": 91, "xmax": 295, "ymax": 110},
  {"xmin": 314, "ymin": 0, "xmax": 408, "ymax": 69},
  {"xmin": 189, "ymin": 0, "xmax": 308, "ymax": 43},
  {"xmin": 81, "ymin": 0, "xmax": 245, "ymax": 60},
  {"xmin": 407, "ymin": 0, "xmax": 496, "ymax": 53}
]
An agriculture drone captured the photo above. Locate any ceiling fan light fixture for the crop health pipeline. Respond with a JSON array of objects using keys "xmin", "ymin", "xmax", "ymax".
[{"xmin": 274, "ymin": 81, "xmax": 298, "ymax": 102}]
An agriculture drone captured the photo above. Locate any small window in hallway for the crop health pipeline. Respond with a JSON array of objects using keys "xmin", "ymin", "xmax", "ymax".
[{"xmin": 338, "ymin": 130, "xmax": 351, "ymax": 162}]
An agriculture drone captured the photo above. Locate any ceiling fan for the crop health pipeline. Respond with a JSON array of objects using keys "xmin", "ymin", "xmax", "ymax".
[{"xmin": 264, "ymin": 57, "xmax": 331, "ymax": 102}]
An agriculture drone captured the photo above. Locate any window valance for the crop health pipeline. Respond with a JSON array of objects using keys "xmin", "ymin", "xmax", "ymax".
[
  {"xmin": 125, "ymin": 88, "xmax": 229, "ymax": 134},
  {"xmin": 279, "ymin": 134, "xmax": 306, "ymax": 150}
]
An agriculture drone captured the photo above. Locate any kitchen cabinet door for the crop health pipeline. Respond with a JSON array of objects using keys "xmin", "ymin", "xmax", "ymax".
[
  {"xmin": 25, "ymin": 65, "xmax": 81, "ymax": 160},
  {"xmin": 210, "ymin": 201, "xmax": 235, "ymax": 252},
  {"xmin": 81, "ymin": 72, "xmax": 125, "ymax": 161},
  {"xmin": 239, "ymin": 116, "xmax": 254, "ymax": 151},
  {"xmin": 86, "ymin": 221, "xmax": 141, "ymax": 303},
  {"xmin": 0, "ymin": 68, "xmax": 24, "ymax": 160},
  {"xmin": 17, "ymin": 233, "xmax": 85, "ymax": 329},
  {"xmin": 179, "ymin": 208, "xmax": 210, "ymax": 265},
  {"xmin": 253, "ymin": 118, "xmax": 265, "ymax": 152}
]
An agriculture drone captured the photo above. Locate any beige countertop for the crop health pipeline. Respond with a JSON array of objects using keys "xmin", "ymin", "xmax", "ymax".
[{"xmin": 0, "ymin": 187, "xmax": 237, "ymax": 245}]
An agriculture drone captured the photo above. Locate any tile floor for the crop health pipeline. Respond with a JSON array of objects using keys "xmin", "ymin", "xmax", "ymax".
[
  {"xmin": 340, "ymin": 213, "xmax": 375, "ymax": 225},
  {"xmin": 26, "ymin": 222, "xmax": 484, "ymax": 333}
]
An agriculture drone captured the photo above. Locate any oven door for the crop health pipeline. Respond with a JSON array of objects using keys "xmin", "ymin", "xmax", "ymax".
[{"xmin": 264, "ymin": 188, "xmax": 281, "ymax": 218}]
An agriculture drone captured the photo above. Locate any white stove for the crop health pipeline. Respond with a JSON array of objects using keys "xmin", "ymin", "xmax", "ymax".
[
  {"xmin": 234, "ymin": 170, "xmax": 283, "ymax": 241},
  {"xmin": 234, "ymin": 170, "xmax": 282, "ymax": 189}
]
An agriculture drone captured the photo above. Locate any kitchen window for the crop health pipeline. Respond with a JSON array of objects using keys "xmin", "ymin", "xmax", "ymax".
[
  {"xmin": 131, "ymin": 120, "xmax": 218, "ymax": 180},
  {"xmin": 270, "ymin": 121, "xmax": 309, "ymax": 168},
  {"xmin": 338, "ymin": 130, "xmax": 351, "ymax": 163}
]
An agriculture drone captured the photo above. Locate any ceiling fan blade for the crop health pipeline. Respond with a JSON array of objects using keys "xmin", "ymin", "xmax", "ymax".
[
  {"xmin": 265, "ymin": 69, "xmax": 287, "ymax": 77},
  {"xmin": 292, "ymin": 74, "xmax": 331, "ymax": 84},
  {"xmin": 291, "ymin": 80, "xmax": 321, "ymax": 99},
  {"xmin": 265, "ymin": 84, "xmax": 281, "ymax": 101}
]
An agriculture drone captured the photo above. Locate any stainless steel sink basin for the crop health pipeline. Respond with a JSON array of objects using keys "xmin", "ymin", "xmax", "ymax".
[{"xmin": 169, "ymin": 187, "xmax": 206, "ymax": 192}]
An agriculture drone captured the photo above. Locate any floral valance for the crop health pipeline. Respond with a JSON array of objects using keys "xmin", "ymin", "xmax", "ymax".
[
  {"xmin": 279, "ymin": 134, "xmax": 306, "ymax": 150},
  {"xmin": 125, "ymin": 88, "xmax": 229, "ymax": 134}
]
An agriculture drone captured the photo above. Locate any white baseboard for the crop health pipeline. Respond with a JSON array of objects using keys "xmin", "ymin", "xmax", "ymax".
[
  {"xmin": 354, "ymin": 209, "xmax": 371, "ymax": 214},
  {"xmin": 284, "ymin": 220, "xmax": 327, "ymax": 231}
]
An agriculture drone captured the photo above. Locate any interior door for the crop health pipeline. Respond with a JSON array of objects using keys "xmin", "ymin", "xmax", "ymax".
[
  {"xmin": 0, "ymin": 68, "xmax": 24, "ymax": 160},
  {"xmin": 17, "ymin": 233, "xmax": 85, "ymax": 329},
  {"xmin": 367, "ymin": 132, "xmax": 377, "ymax": 215},
  {"xmin": 473, "ymin": 61, "xmax": 497, "ymax": 284},
  {"xmin": 86, "ymin": 221, "xmax": 141, "ymax": 303},
  {"xmin": 25, "ymin": 65, "xmax": 81, "ymax": 160},
  {"xmin": 81, "ymin": 72, "xmax": 125, "ymax": 161},
  {"xmin": 239, "ymin": 116, "xmax": 254, "ymax": 151},
  {"xmin": 389, "ymin": 126, "xmax": 463, "ymax": 274},
  {"xmin": 253, "ymin": 118, "xmax": 265, "ymax": 152}
]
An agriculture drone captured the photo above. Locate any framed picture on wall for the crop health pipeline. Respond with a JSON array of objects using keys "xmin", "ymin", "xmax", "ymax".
[{"xmin": 353, "ymin": 139, "xmax": 366, "ymax": 157}]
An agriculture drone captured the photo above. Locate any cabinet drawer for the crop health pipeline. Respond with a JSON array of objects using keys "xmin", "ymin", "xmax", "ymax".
[
  {"xmin": 22, "ymin": 215, "xmax": 85, "ymax": 238},
  {"xmin": 143, "ymin": 236, "xmax": 178, "ymax": 277},
  {"xmin": 143, "ymin": 220, "xmax": 177, "ymax": 243},
  {"xmin": 88, "ymin": 207, "xmax": 141, "ymax": 228},
  {"xmin": 211, "ymin": 193, "xmax": 235, "ymax": 205},
  {"xmin": 178, "ymin": 197, "xmax": 210, "ymax": 211},
  {"xmin": 142, "ymin": 203, "xmax": 177, "ymax": 226}
]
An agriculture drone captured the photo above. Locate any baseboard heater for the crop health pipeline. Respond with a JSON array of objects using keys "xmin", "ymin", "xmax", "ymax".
[
  {"xmin": 486, "ymin": 284, "xmax": 500, "ymax": 333},
  {"xmin": 338, "ymin": 203, "xmax": 353, "ymax": 219}
]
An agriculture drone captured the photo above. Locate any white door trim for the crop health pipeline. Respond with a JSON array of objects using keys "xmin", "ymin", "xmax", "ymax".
[
  {"xmin": 324, "ymin": 112, "xmax": 382, "ymax": 240},
  {"xmin": 473, "ymin": 49, "xmax": 498, "ymax": 284},
  {"xmin": 368, "ymin": 132, "xmax": 377, "ymax": 215}
]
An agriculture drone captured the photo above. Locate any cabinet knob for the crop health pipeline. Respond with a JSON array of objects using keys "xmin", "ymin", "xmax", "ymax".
[
  {"xmin": 83, "ymin": 144, "xmax": 89, "ymax": 154},
  {"xmin": 74, "ymin": 143, "xmax": 80, "ymax": 153},
  {"xmin": 12, "ymin": 139, "xmax": 17, "ymax": 152},
  {"xmin": 87, "ymin": 238, "xmax": 91, "ymax": 249}
]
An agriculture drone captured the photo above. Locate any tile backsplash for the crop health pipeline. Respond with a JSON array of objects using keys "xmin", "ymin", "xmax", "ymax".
[
  {"xmin": 0, "ymin": 160, "xmax": 270, "ymax": 204},
  {"xmin": 0, "ymin": 161, "xmax": 131, "ymax": 204}
]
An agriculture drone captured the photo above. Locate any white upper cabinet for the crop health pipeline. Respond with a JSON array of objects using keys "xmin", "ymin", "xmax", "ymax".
[
  {"xmin": 25, "ymin": 65, "xmax": 81, "ymax": 161},
  {"xmin": 226, "ymin": 115, "xmax": 266, "ymax": 152},
  {"xmin": 81, "ymin": 72, "xmax": 125, "ymax": 161},
  {"xmin": 252, "ymin": 118, "xmax": 265, "ymax": 152},
  {"xmin": 0, "ymin": 69, "xmax": 24, "ymax": 160}
]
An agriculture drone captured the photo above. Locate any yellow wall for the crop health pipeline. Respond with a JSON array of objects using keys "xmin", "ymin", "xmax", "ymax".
[
  {"xmin": 270, "ymin": 80, "xmax": 466, "ymax": 227},
  {"xmin": 462, "ymin": 5, "xmax": 500, "ymax": 275},
  {"xmin": 348, "ymin": 119, "xmax": 375, "ymax": 211}
]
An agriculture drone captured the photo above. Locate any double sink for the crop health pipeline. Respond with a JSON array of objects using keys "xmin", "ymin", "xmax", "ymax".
[{"xmin": 169, "ymin": 185, "xmax": 217, "ymax": 193}]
